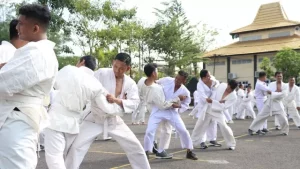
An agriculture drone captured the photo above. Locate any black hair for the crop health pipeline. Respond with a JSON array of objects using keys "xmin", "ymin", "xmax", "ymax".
[
  {"xmin": 144, "ymin": 63, "xmax": 157, "ymax": 77},
  {"xmin": 239, "ymin": 84, "xmax": 243, "ymax": 88},
  {"xmin": 200, "ymin": 69, "xmax": 208, "ymax": 79},
  {"xmin": 247, "ymin": 85, "xmax": 252, "ymax": 89},
  {"xmin": 178, "ymin": 70, "xmax": 189, "ymax": 79},
  {"xmin": 19, "ymin": 4, "xmax": 51, "ymax": 29},
  {"xmin": 9, "ymin": 19, "xmax": 19, "ymax": 40},
  {"xmin": 228, "ymin": 80, "xmax": 238, "ymax": 91},
  {"xmin": 259, "ymin": 72, "xmax": 266, "ymax": 78},
  {"xmin": 114, "ymin": 53, "xmax": 131, "ymax": 66},
  {"xmin": 275, "ymin": 71, "xmax": 282, "ymax": 77},
  {"xmin": 80, "ymin": 55, "xmax": 96, "ymax": 71}
]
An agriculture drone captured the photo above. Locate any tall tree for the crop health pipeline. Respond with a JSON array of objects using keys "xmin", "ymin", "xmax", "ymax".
[
  {"xmin": 273, "ymin": 48, "xmax": 300, "ymax": 82},
  {"xmin": 259, "ymin": 57, "xmax": 274, "ymax": 79}
]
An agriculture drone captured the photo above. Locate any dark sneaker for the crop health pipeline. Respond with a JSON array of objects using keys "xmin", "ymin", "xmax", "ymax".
[
  {"xmin": 209, "ymin": 140, "xmax": 222, "ymax": 147},
  {"xmin": 262, "ymin": 128, "xmax": 269, "ymax": 133},
  {"xmin": 152, "ymin": 142, "xmax": 158, "ymax": 154},
  {"xmin": 256, "ymin": 130, "xmax": 266, "ymax": 135},
  {"xmin": 186, "ymin": 151, "xmax": 198, "ymax": 160},
  {"xmin": 298, "ymin": 126, "xmax": 300, "ymax": 129},
  {"xmin": 146, "ymin": 151, "xmax": 150, "ymax": 159},
  {"xmin": 275, "ymin": 126, "xmax": 280, "ymax": 130},
  {"xmin": 200, "ymin": 142, "xmax": 208, "ymax": 149},
  {"xmin": 281, "ymin": 133, "xmax": 288, "ymax": 136},
  {"xmin": 248, "ymin": 129, "xmax": 254, "ymax": 136},
  {"xmin": 156, "ymin": 150, "xmax": 173, "ymax": 159}
]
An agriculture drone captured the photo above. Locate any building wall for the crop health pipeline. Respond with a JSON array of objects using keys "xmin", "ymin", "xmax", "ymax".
[
  {"xmin": 230, "ymin": 55, "xmax": 255, "ymax": 85},
  {"xmin": 239, "ymin": 27, "xmax": 296, "ymax": 41},
  {"xmin": 206, "ymin": 57, "xmax": 227, "ymax": 83}
]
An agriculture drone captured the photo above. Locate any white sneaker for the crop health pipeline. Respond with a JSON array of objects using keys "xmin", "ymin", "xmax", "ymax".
[
  {"xmin": 228, "ymin": 147, "xmax": 235, "ymax": 150},
  {"xmin": 227, "ymin": 120, "xmax": 234, "ymax": 124}
]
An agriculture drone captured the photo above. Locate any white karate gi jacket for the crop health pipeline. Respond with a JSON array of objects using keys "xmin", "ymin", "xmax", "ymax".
[
  {"xmin": 0, "ymin": 41, "xmax": 16, "ymax": 63},
  {"xmin": 265, "ymin": 81, "xmax": 288, "ymax": 115},
  {"xmin": 0, "ymin": 40, "xmax": 58, "ymax": 132},
  {"xmin": 157, "ymin": 77, "xmax": 191, "ymax": 113},
  {"xmin": 208, "ymin": 83, "xmax": 237, "ymax": 117},
  {"xmin": 283, "ymin": 84, "xmax": 300, "ymax": 109},
  {"xmin": 48, "ymin": 66, "xmax": 123, "ymax": 134}
]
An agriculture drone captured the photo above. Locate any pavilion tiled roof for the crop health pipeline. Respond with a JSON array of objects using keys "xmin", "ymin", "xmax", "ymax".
[
  {"xmin": 203, "ymin": 35, "xmax": 300, "ymax": 57},
  {"xmin": 230, "ymin": 2, "xmax": 300, "ymax": 35}
]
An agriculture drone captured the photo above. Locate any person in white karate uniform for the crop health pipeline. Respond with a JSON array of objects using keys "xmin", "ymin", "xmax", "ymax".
[
  {"xmin": 44, "ymin": 56, "xmax": 124, "ymax": 169},
  {"xmin": 142, "ymin": 63, "xmax": 198, "ymax": 160},
  {"xmin": 283, "ymin": 77, "xmax": 300, "ymax": 129},
  {"xmin": 0, "ymin": 4, "xmax": 58, "ymax": 169},
  {"xmin": 0, "ymin": 19, "xmax": 27, "ymax": 68},
  {"xmin": 235, "ymin": 84, "xmax": 246, "ymax": 120},
  {"xmin": 237, "ymin": 86, "xmax": 256, "ymax": 119},
  {"xmin": 132, "ymin": 76, "xmax": 147, "ymax": 125},
  {"xmin": 65, "ymin": 53, "xmax": 150, "ymax": 169},
  {"xmin": 193, "ymin": 90, "xmax": 199, "ymax": 106},
  {"xmin": 190, "ymin": 70, "xmax": 220, "ymax": 149},
  {"xmin": 253, "ymin": 72, "xmax": 271, "ymax": 134},
  {"xmin": 249, "ymin": 72, "xmax": 289, "ymax": 135},
  {"xmin": 192, "ymin": 80, "xmax": 238, "ymax": 150}
]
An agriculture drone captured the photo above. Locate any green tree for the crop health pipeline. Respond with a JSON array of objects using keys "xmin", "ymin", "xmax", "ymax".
[
  {"xmin": 273, "ymin": 48, "xmax": 300, "ymax": 82},
  {"xmin": 259, "ymin": 57, "xmax": 274, "ymax": 79},
  {"xmin": 57, "ymin": 56, "xmax": 79, "ymax": 70}
]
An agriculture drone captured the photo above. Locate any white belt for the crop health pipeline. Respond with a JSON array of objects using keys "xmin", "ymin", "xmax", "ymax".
[{"xmin": 0, "ymin": 94, "xmax": 43, "ymax": 105}]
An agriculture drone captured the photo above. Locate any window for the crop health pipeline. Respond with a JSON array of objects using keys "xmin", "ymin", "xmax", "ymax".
[
  {"xmin": 207, "ymin": 61, "xmax": 225, "ymax": 66},
  {"xmin": 241, "ymin": 35, "xmax": 262, "ymax": 41},
  {"xmin": 258, "ymin": 57, "xmax": 274, "ymax": 62},
  {"xmin": 268, "ymin": 31, "xmax": 290, "ymax": 38},
  {"xmin": 232, "ymin": 59, "xmax": 252, "ymax": 64}
]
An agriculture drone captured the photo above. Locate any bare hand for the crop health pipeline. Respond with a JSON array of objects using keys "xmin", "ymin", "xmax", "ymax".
[
  {"xmin": 106, "ymin": 94, "xmax": 116, "ymax": 103},
  {"xmin": 267, "ymin": 91, "xmax": 272, "ymax": 94},
  {"xmin": 206, "ymin": 98, "xmax": 212, "ymax": 103},
  {"xmin": 172, "ymin": 103, "xmax": 181, "ymax": 108},
  {"xmin": 219, "ymin": 100, "xmax": 225, "ymax": 103},
  {"xmin": 297, "ymin": 107, "xmax": 300, "ymax": 110},
  {"xmin": 275, "ymin": 89, "xmax": 282, "ymax": 92},
  {"xmin": 0, "ymin": 62, "xmax": 6, "ymax": 69},
  {"xmin": 178, "ymin": 95, "xmax": 187, "ymax": 101}
]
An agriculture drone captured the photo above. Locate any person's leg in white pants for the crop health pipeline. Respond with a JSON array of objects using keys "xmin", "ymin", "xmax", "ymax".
[
  {"xmin": 212, "ymin": 114, "xmax": 236, "ymax": 148},
  {"xmin": 206, "ymin": 120, "xmax": 217, "ymax": 142},
  {"xmin": 158, "ymin": 121, "xmax": 173, "ymax": 151},
  {"xmin": 191, "ymin": 114, "xmax": 212, "ymax": 146},
  {"xmin": 249, "ymin": 106, "xmax": 270, "ymax": 132},
  {"xmin": 273, "ymin": 112, "xmax": 289, "ymax": 135},
  {"xmin": 287, "ymin": 106, "xmax": 300, "ymax": 127},
  {"xmin": 144, "ymin": 114, "xmax": 164, "ymax": 152},
  {"xmin": 45, "ymin": 129, "xmax": 67, "ymax": 169},
  {"xmin": 256, "ymin": 99, "xmax": 268, "ymax": 130},
  {"xmin": 0, "ymin": 111, "xmax": 38, "ymax": 169},
  {"xmin": 65, "ymin": 121, "xmax": 103, "ymax": 169}
]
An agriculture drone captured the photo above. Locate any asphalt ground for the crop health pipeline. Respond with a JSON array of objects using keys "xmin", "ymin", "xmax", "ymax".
[{"xmin": 36, "ymin": 110, "xmax": 300, "ymax": 169}]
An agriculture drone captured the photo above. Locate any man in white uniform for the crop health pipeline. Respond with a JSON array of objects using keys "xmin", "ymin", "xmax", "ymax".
[
  {"xmin": 142, "ymin": 63, "xmax": 198, "ymax": 160},
  {"xmin": 249, "ymin": 72, "xmax": 289, "ymax": 135},
  {"xmin": 253, "ymin": 72, "xmax": 271, "ymax": 134},
  {"xmin": 190, "ymin": 70, "xmax": 219, "ymax": 149},
  {"xmin": 44, "ymin": 56, "xmax": 124, "ymax": 169},
  {"xmin": 0, "ymin": 19, "xmax": 27, "ymax": 67},
  {"xmin": 132, "ymin": 76, "xmax": 147, "ymax": 125},
  {"xmin": 235, "ymin": 84, "xmax": 245, "ymax": 120},
  {"xmin": 237, "ymin": 86, "xmax": 256, "ymax": 119},
  {"xmin": 65, "ymin": 53, "xmax": 150, "ymax": 169},
  {"xmin": 283, "ymin": 77, "xmax": 300, "ymax": 129},
  {"xmin": 0, "ymin": 4, "xmax": 58, "ymax": 169},
  {"xmin": 191, "ymin": 80, "xmax": 238, "ymax": 150}
]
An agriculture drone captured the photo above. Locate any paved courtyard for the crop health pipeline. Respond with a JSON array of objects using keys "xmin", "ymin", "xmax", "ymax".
[{"xmin": 37, "ymin": 110, "xmax": 300, "ymax": 169}]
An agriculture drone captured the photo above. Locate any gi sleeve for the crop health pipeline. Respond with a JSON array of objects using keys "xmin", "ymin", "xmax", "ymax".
[
  {"xmin": 122, "ymin": 83, "xmax": 140, "ymax": 113},
  {"xmin": 149, "ymin": 86, "xmax": 179, "ymax": 110},
  {"xmin": 178, "ymin": 89, "xmax": 191, "ymax": 113},
  {"xmin": 0, "ymin": 46, "xmax": 55, "ymax": 94},
  {"xmin": 211, "ymin": 94, "xmax": 237, "ymax": 112}
]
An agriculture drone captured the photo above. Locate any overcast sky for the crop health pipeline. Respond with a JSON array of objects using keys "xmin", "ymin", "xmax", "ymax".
[{"xmin": 7, "ymin": 0, "xmax": 300, "ymax": 55}]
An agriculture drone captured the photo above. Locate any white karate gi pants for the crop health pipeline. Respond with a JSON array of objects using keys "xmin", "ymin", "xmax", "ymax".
[
  {"xmin": 144, "ymin": 111, "xmax": 193, "ymax": 152},
  {"xmin": 155, "ymin": 121, "xmax": 173, "ymax": 151},
  {"xmin": 191, "ymin": 113, "xmax": 236, "ymax": 148},
  {"xmin": 237, "ymin": 103, "xmax": 256, "ymax": 119},
  {"xmin": 249, "ymin": 106, "xmax": 289, "ymax": 134},
  {"xmin": 224, "ymin": 109, "xmax": 232, "ymax": 122},
  {"xmin": 286, "ymin": 106, "xmax": 300, "ymax": 127},
  {"xmin": 44, "ymin": 129, "xmax": 77, "ymax": 169},
  {"xmin": 0, "ymin": 111, "xmax": 38, "ymax": 169},
  {"xmin": 132, "ymin": 103, "xmax": 147, "ymax": 124},
  {"xmin": 65, "ymin": 117, "xmax": 150, "ymax": 169},
  {"xmin": 199, "ymin": 121, "xmax": 217, "ymax": 143},
  {"xmin": 256, "ymin": 99, "xmax": 267, "ymax": 129}
]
